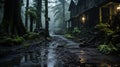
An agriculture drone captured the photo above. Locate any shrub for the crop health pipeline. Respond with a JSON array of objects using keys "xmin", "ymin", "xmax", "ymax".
[
  {"xmin": 98, "ymin": 43, "xmax": 118, "ymax": 54},
  {"xmin": 64, "ymin": 34, "xmax": 74, "ymax": 39},
  {"xmin": 72, "ymin": 27, "xmax": 81, "ymax": 34}
]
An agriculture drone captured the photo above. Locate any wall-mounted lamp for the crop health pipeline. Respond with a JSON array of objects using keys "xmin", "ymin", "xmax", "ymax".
[
  {"xmin": 116, "ymin": 5, "xmax": 120, "ymax": 14},
  {"xmin": 81, "ymin": 15, "xmax": 86, "ymax": 23},
  {"xmin": 117, "ymin": 5, "xmax": 120, "ymax": 10},
  {"xmin": 116, "ymin": 5, "xmax": 120, "ymax": 11}
]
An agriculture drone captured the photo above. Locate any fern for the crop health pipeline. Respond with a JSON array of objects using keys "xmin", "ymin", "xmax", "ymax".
[{"xmin": 98, "ymin": 43, "xmax": 118, "ymax": 54}]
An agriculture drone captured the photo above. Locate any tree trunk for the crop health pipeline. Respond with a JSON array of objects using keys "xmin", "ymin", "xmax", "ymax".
[
  {"xmin": 45, "ymin": 0, "xmax": 49, "ymax": 37},
  {"xmin": 0, "ymin": 0, "xmax": 26, "ymax": 36},
  {"xmin": 30, "ymin": 16, "xmax": 34, "ymax": 32},
  {"xmin": 25, "ymin": 0, "xmax": 29, "ymax": 29},
  {"xmin": 63, "ymin": 2, "xmax": 65, "ymax": 28},
  {"xmin": 36, "ymin": 0, "xmax": 42, "ymax": 29}
]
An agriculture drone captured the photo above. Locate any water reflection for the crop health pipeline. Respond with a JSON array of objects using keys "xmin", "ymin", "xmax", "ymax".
[{"xmin": 0, "ymin": 52, "xmax": 120, "ymax": 67}]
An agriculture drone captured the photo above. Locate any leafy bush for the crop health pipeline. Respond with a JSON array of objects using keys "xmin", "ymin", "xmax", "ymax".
[
  {"xmin": 72, "ymin": 27, "xmax": 81, "ymax": 34},
  {"xmin": 98, "ymin": 43, "xmax": 118, "ymax": 54},
  {"xmin": 64, "ymin": 34, "xmax": 74, "ymax": 39}
]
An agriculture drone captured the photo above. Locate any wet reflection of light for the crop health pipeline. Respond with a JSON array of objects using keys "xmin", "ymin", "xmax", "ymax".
[
  {"xmin": 20, "ymin": 56, "xmax": 25, "ymax": 63},
  {"xmin": 47, "ymin": 42, "xmax": 57, "ymax": 67},
  {"xmin": 100, "ymin": 63, "xmax": 111, "ymax": 67},
  {"xmin": 80, "ymin": 50, "xmax": 85, "ymax": 55},
  {"xmin": 80, "ymin": 57, "xmax": 86, "ymax": 63}
]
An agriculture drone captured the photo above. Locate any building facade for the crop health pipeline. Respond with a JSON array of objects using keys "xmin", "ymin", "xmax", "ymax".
[{"xmin": 68, "ymin": 0, "xmax": 120, "ymax": 30}]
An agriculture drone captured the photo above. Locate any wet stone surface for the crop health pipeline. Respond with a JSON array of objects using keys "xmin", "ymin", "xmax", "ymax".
[{"xmin": 0, "ymin": 35, "xmax": 120, "ymax": 67}]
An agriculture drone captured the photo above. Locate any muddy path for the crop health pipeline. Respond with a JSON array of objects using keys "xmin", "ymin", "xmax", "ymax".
[{"xmin": 0, "ymin": 35, "xmax": 120, "ymax": 67}]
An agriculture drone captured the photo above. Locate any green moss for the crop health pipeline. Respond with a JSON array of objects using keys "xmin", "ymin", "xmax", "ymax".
[
  {"xmin": 24, "ymin": 32, "xmax": 39, "ymax": 40},
  {"xmin": 12, "ymin": 36, "xmax": 24, "ymax": 44},
  {"xmin": 0, "ymin": 36, "xmax": 24, "ymax": 46}
]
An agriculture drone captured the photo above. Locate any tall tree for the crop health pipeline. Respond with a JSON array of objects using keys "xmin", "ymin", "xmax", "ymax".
[
  {"xmin": 0, "ymin": 0, "xmax": 26, "ymax": 36},
  {"xmin": 45, "ymin": 0, "xmax": 50, "ymax": 37},
  {"xmin": 27, "ymin": 7, "xmax": 37, "ymax": 32},
  {"xmin": 36, "ymin": 0, "xmax": 42, "ymax": 29},
  {"xmin": 59, "ymin": 0, "xmax": 65, "ymax": 28},
  {"xmin": 52, "ymin": 0, "xmax": 69, "ymax": 30},
  {"xmin": 25, "ymin": 0, "xmax": 29, "ymax": 29}
]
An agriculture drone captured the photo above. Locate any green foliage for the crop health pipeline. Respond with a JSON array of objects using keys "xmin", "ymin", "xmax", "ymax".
[
  {"xmin": 64, "ymin": 34, "xmax": 74, "ymax": 39},
  {"xmin": 95, "ymin": 23, "xmax": 114, "ymax": 35},
  {"xmin": 98, "ymin": 43, "xmax": 118, "ymax": 54},
  {"xmin": 95, "ymin": 23, "xmax": 108, "ymax": 29},
  {"xmin": 96, "ymin": 22, "xmax": 119, "ymax": 54},
  {"xmin": 95, "ymin": 14, "xmax": 120, "ymax": 54},
  {"xmin": 0, "ymin": 36, "xmax": 24, "ymax": 46},
  {"xmin": 12, "ymin": 36, "xmax": 24, "ymax": 44},
  {"xmin": 72, "ymin": 27, "xmax": 81, "ymax": 34},
  {"xmin": 106, "ymin": 29, "xmax": 114, "ymax": 36},
  {"xmin": 24, "ymin": 32, "xmax": 39, "ymax": 40},
  {"xmin": 26, "ymin": 7, "xmax": 37, "ymax": 19}
]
